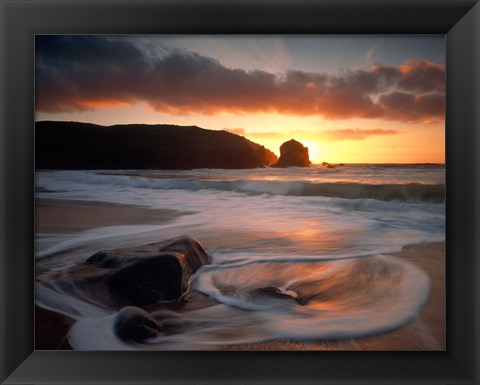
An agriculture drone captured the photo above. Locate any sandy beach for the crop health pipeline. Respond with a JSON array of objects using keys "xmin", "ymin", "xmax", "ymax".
[
  {"xmin": 36, "ymin": 199, "xmax": 182, "ymax": 234},
  {"xmin": 35, "ymin": 199, "xmax": 445, "ymax": 351}
]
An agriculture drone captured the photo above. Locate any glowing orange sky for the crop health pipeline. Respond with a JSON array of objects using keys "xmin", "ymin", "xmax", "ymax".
[
  {"xmin": 35, "ymin": 35, "xmax": 445, "ymax": 164},
  {"xmin": 37, "ymin": 101, "xmax": 444, "ymax": 164}
]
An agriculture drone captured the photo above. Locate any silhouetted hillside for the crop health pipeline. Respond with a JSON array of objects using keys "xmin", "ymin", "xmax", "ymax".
[{"xmin": 36, "ymin": 121, "xmax": 278, "ymax": 170}]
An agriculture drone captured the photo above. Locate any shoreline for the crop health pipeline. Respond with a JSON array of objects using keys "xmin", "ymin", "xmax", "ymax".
[
  {"xmin": 35, "ymin": 199, "xmax": 445, "ymax": 351},
  {"xmin": 36, "ymin": 198, "xmax": 185, "ymax": 234}
]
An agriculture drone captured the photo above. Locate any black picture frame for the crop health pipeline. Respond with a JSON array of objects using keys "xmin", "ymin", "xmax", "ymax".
[{"xmin": 1, "ymin": 0, "xmax": 479, "ymax": 384}]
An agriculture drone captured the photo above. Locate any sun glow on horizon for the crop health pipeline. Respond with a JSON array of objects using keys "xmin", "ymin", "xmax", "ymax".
[
  {"xmin": 241, "ymin": 122, "xmax": 444, "ymax": 165},
  {"xmin": 298, "ymin": 140, "xmax": 322, "ymax": 165}
]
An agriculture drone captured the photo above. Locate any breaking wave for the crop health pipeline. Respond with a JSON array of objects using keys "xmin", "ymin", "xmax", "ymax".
[{"xmin": 37, "ymin": 170, "xmax": 445, "ymax": 203}]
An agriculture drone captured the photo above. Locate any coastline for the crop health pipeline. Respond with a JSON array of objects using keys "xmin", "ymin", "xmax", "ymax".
[{"xmin": 35, "ymin": 198, "xmax": 445, "ymax": 351}]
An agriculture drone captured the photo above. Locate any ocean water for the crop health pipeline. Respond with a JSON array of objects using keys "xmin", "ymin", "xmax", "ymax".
[{"xmin": 35, "ymin": 164, "xmax": 445, "ymax": 350}]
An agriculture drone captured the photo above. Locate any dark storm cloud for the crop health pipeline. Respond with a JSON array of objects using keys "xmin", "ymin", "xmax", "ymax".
[
  {"xmin": 378, "ymin": 91, "xmax": 445, "ymax": 122},
  {"xmin": 35, "ymin": 36, "xmax": 445, "ymax": 123}
]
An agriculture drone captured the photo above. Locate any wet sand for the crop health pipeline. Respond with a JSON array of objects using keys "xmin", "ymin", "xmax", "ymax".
[
  {"xmin": 35, "ymin": 199, "xmax": 445, "ymax": 351},
  {"xmin": 36, "ymin": 199, "xmax": 182, "ymax": 234}
]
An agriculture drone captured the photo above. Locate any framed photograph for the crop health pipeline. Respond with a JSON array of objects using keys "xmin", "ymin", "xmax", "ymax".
[{"xmin": 1, "ymin": 0, "xmax": 479, "ymax": 384}]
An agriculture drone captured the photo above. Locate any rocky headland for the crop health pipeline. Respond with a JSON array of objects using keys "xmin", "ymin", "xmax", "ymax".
[{"xmin": 36, "ymin": 121, "xmax": 278, "ymax": 169}]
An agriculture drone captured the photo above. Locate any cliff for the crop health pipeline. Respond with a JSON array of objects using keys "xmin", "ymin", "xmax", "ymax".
[{"xmin": 35, "ymin": 121, "xmax": 278, "ymax": 170}]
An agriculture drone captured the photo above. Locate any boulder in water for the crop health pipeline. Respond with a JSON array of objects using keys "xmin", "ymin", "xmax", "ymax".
[
  {"xmin": 85, "ymin": 252, "xmax": 122, "ymax": 269},
  {"xmin": 249, "ymin": 286, "xmax": 305, "ymax": 305},
  {"xmin": 114, "ymin": 306, "xmax": 162, "ymax": 341},
  {"xmin": 250, "ymin": 286, "xmax": 293, "ymax": 300},
  {"xmin": 86, "ymin": 236, "xmax": 211, "ymax": 306},
  {"xmin": 271, "ymin": 139, "xmax": 310, "ymax": 168}
]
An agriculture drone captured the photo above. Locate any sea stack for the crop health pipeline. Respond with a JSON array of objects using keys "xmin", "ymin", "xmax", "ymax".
[{"xmin": 272, "ymin": 139, "xmax": 310, "ymax": 168}]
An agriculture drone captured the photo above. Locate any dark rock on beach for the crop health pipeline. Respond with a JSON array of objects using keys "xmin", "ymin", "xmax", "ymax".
[
  {"xmin": 86, "ymin": 236, "xmax": 212, "ymax": 306},
  {"xmin": 322, "ymin": 162, "xmax": 342, "ymax": 168},
  {"xmin": 248, "ymin": 286, "xmax": 308, "ymax": 306},
  {"xmin": 36, "ymin": 121, "xmax": 278, "ymax": 169},
  {"xmin": 35, "ymin": 305, "xmax": 74, "ymax": 350},
  {"xmin": 114, "ymin": 306, "xmax": 162, "ymax": 341},
  {"xmin": 272, "ymin": 139, "xmax": 310, "ymax": 168},
  {"xmin": 249, "ymin": 286, "xmax": 295, "ymax": 300},
  {"xmin": 85, "ymin": 252, "xmax": 122, "ymax": 269},
  {"xmin": 108, "ymin": 254, "xmax": 185, "ymax": 305}
]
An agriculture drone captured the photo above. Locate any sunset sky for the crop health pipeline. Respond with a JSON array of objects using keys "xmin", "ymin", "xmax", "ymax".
[{"xmin": 35, "ymin": 35, "xmax": 445, "ymax": 164}]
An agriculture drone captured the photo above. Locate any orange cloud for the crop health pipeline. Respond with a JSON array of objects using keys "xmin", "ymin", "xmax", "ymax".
[
  {"xmin": 318, "ymin": 128, "xmax": 400, "ymax": 141},
  {"xmin": 249, "ymin": 130, "xmax": 310, "ymax": 139},
  {"xmin": 224, "ymin": 128, "xmax": 247, "ymax": 136},
  {"xmin": 230, "ymin": 128, "xmax": 399, "ymax": 142},
  {"xmin": 36, "ymin": 36, "xmax": 445, "ymax": 124},
  {"xmin": 73, "ymin": 99, "xmax": 132, "ymax": 109}
]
